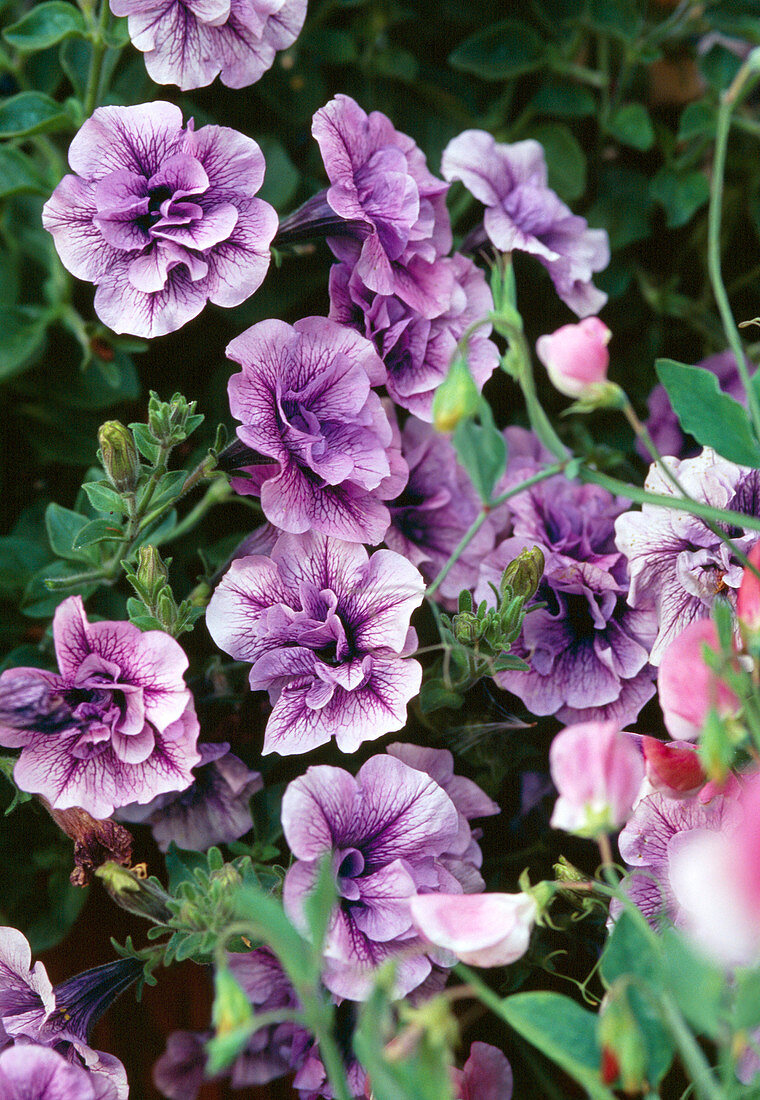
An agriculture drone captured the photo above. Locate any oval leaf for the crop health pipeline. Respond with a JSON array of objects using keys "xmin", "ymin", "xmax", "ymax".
[
  {"xmin": 449, "ymin": 20, "xmax": 544, "ymax": 80},
  {"xmin": 0, "ymin": 92, "xmax": 73, "ymax": 138},
  {"xmin": 655, "ymin": 358, "xmax": 760, "ymax": 467},
  {"xmin": 4, "ymin": 2, "xmax": 86, "ymax": 52}
]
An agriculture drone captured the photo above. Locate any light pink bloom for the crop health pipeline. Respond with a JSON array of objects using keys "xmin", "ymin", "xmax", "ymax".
[
  {"xmin": 669, "ymin": 771, "xmax": 760, "ymax": 965},
  {"xmin": 737, "ymin": 541, "xmax": 760, "ymax": 634},
  {"xmin": 451, "ymin": 1042, "xmax": 513, "ymax": 1100},
  {"xmin": 409, "ymin": 892, "xmax": 536, "ymax": 967},
  {"xmin": 535, "ymin": 317, "xmax": 611, "ymax": 399},
  {"xmin": 658, "ymin": 619, "xmax": 739, "ymax": 740},
  {"xmin": 549, "ymin": 720, "xmax": 644, "ymax": 836}
]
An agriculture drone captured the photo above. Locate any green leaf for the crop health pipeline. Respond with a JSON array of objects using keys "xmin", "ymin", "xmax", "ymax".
[
  {"xmin": 80, "ymin": 480, "xmax": 128, "ymax": 516},
  {"xmin": 677, "ymin": 101, "xmax": 716, "ymax": 143},
  {"xmin": 600, "ymin": 910, "xmax": 663, "ymax": 990},
  {"xmin": 45, "ymin": 503, "xmax": 90, "ymax": 561},
  {"xmin": 418, "ymin": 680, "xmax": 464, "ymax": 714},
  {"xmin": 650, "ymin": 168, "xmax": 709, "ymax": 229},
  {"xmin": 4, "ymin": 2, "xmax": 86, "ymax": 52},
  {"xmin": 0, "ymin": 148, "xmax": 47, "ymax": 198},
  {"xmin": 0, "ymin": 306, "xmax": 50, "ymax": 382},
  {"xmin": 733, "ymin": 967, "xmax": 760, "ymax": 1032},
  {"xmin": 22, "ymin": 561, "xmax": 97, "ymax": 617},
  {"xmin": 0, "ymin": 537, "xmax": 50, "ymax": 596},
  {"xmin": 530, "ymin": 82, "xmax": 596, "ymax": 118},
  {"xmin": 529, "ymin": 122, "xmax": 586, "ymax": 202},
  {"xmin": 606, "ymin": 103, "xmax": 655, "ymax": 151},
  {"xmin": 660, "ymin": 928, "xmax": 726, "ymax": 1038},
  {"xmin": 71, "ymin": 517, "xmax": 123, "ymax": 550},
  {"xmin": 449, "ymin": 20, "xmax": 544, "ymax": 80},
  {"xmin": 655, "ymin": 358, "xmax": 760, "ymax": 466},
  {"xmin": 451, "ymin": 401, "xmax": 507, "ymax": 503},
  {"xmin": 257, "ymin": 136, "xmax": 300, "ymax": 212},
  {"xmin": 129, "ymin": 423, "xmax": 161, "ymax": 465},
  {"xmin": 495, "ymin": 992, "xmax": 615, "ymax": 1100},
  {"xmin": 0, "ymin": 92, "xmax": 73, "ymax": 138},
  {"xmin": 587, "ymin": 168, "xmax": 652, "ymax": 249}
]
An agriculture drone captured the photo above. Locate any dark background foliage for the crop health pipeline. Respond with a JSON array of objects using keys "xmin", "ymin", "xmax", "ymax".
[{"xmin": 1, "ymin": 0, "xmax": 759, "ymax": 1095}]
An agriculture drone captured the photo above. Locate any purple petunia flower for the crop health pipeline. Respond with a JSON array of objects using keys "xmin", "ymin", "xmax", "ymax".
[
  {"xmin": 42, "ymin": 103, "xmax": 277, "ymax": 338},
  {"xmin": 226, "ymin": 316, "xmax": 407, "ymax": 544},
  {"xmin": 0, "ymin": 925, "xmax": 137, "ymax": 1098},
  {"xmin": 0, "ymin": 596, "xmax": 201, "ymax": 819},
  {"xmin": 293, "ymin": 1042, "xmax": 367, "ymax": 1100},
  {"xmin": 278, "ymin": 95, "xmax": 452, "ymax": 318},
  {"xmin": 615, "ymin": 448, "xmax": 760, "ymax": 664},
  {"xmin": 328, "ymin": 252, "xmax": 499, "ymax": 421},
  {"xmin": 476, "ymin": 434, "xmax": 656, "ymax": 725},
  {"xmin": 441, "ymin": 130, "xmax": 609, "ymax": 317},
  {"xmin": 281, "ymin": 754, "xmax": 462, "ymax": 1000},
  {"xmin": 115, "ymin": 742, "xmax": 262, "ymax": 851},
  {"xmin": 643, "ymin": 351, "xmax": 753, "ymax": 460},
  {"xmin": 110, "ymin": 0, "xmax": 306, "ymax": 91},
  {"xmin": 206, "ymin": 530, "xmax": 425, "ymax": 756},
  {"xmin": 0, "ymin": 1044, "xmax": 118, "ymax": 1100},
  {"xmin": 383, "ymin": 415, "xmax": 497, "ymax": 601},
  {"xmin": 386, "ymin": 742, "xmax": 500, "ymax": 893}
]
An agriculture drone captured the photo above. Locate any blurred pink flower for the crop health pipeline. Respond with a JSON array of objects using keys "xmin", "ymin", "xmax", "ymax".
[
  {"xmin": 658, "ymin": 619, "xmax": 739, "ymax": 740},
  {"xmin": 549, "ymin": 720, "xmax": 644, "ymax": 836},
  {"xmin": 409, "ymin": 892, "xmax": 536, "ymax": 967}
]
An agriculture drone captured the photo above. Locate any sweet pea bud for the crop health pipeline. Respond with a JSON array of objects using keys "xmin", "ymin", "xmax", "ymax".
[
  {"xmin": 549, "ymin": 721, "xmax": 644, "ymax": 837},
  {"xmin": 500, "ymin": 546, "xmax": 544, "ymax": 601},
  {"xmin": 206, "ymin": 965, "xmax": 255, "ymax": 1076},
  {"xmin": 99, "ymin": 421, "xmax": 140, "ymax": 493},
  {"xmin": 597, "ymin": 984, "xmax": 648, "ymax": 1095},
  {"xmin": 737, "ymin": 541, "xmax": 760, "ymax": 644},
  {"xmin": 536, "ymin": 317, "xmax": 611, "ymax": 399},
  {"xmin": 432, "ymin": 357, "xmax": 480, "ymax": 432}
]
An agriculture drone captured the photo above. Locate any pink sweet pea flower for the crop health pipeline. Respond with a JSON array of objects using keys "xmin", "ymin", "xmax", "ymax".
[
  {"xmin": 669, "ymin": 771, "xmax": 760, "ymax": 965},
  {"xmin": 737, "ymin": 541, "xmax": 760, "ymax": 635},
  {"xmin": 535, "ymin": 317, "xmax": 611, "ymax": 399},
  {"xmin": 658, "ymin": 619, "xmax": 740, "ymax": 740},
  {"xmin": 409, "ymin": 892, "xmax": 537, "ymax": 967},
  {"xmin": 549, "ymin": 720, "xmax": 644, "ymax": 836}
]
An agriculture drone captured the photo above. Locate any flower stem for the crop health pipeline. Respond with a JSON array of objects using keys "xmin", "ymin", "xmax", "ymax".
[
  {"xmin": 621, "ymin": 399, "xmax": 760, "ymax": 580},
  {"xmin": 82, "ymin": 0, "xmax": 111, "ymax": 118},
  {"xmin": 579, "ymin": 466, "xmax": 760, "ymax": 536},
  {"xmin": 707, "ymin": 63, "xmax": 760, "ymax": 440},
  {"xmin": 425, "ymin": 460, "xmax": 566, "ymax": 599}
]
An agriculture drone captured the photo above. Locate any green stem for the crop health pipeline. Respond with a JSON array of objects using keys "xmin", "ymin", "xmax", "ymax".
[
  {"xmin": 579, "ymin": 466, "xmax": 760, "ymax": 536},
  {"xmin": 659, "ymin": 994, "xmax": 725, "ymax": 1100},
  {"xmin": 154, "ymin": 476, "xmax": 231, "ymax": 546},
  {"xmin": 621, "ymin": 400, "xmax": 760, "ymax": 580},
  {"xmin": 707, "ymin": 68, "xmax": 760, "ymax": 440},
  {"xmin": 82, "ymin": 0, "xmax": 110, "ymax": 117},
  {"xmin": 425, "ymin": 461, "xmax": 566, "ymax": 599},
  {"xmin": 502, "ymin": 326, "xmax": 568, "ymax": 460}
]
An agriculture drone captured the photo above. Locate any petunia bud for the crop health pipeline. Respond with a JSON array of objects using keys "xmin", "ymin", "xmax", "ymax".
[
  {"xmin": 536, "ymin": 317, "xmax": 613, "ymax": 400},
  {"xmin": 549, "ymin": 721, "xmax": 644, "ymax": 837},
  {"xmin": 99, "ymin": 420, "xmax": 140, "ymax": 493},
  {"xmin": 658, "ymin": 620, "xmax": 740, "ymax": 741},
  {"xmin": 95, "ymin": 861, "xmax": 173, "ymax": 923},
  {"xmin": 135, "ymin": 544, "xmax": 170, "ymax": 601},
  {"xmin": 500, "ymin": 545, "xmax": 544, "ymax": 601},
  {"xmin": 737, "ymin": 541, "xmax": 760, "ymax": 644},
  {"xmin": 432, "ymin": 357, "xmax": 481, "ymax": 432}
]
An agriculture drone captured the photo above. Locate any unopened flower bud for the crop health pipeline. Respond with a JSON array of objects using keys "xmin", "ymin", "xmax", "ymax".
[
  {"xmin": 598, "ymin": 985, "xmax": 648, "ymax": 1095},
  {"xmin": 500, "ymin": 546, "xmax": 544, "ymax": 601},
  {"xmin": 536, "ymin": 317, "xmax": 611, "ymax": 399},
  {"xmin": 95, "ymin": 861, "xmax": 173, "ymax": 923},
  {"xmin": 452, "ymin": 612, "xmax": 481, "ymax": 645},
  {"xmin": 433, "ymin": 358, "xmax": 480, "ymax": 432},
  {"xmin": 641, "ymin": 736, "xmax": 705, "ymax": 794},
  {"xmin": 212, "ymin": 965, "xmax": 253, "ymax": 1036},
  {"xmin": 99, "ymin": 421, "xmax": 140, "ymax": 493},
  {"xmin": 136, "ymin": 545, "xmax": 169, "ymax": 600}
]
